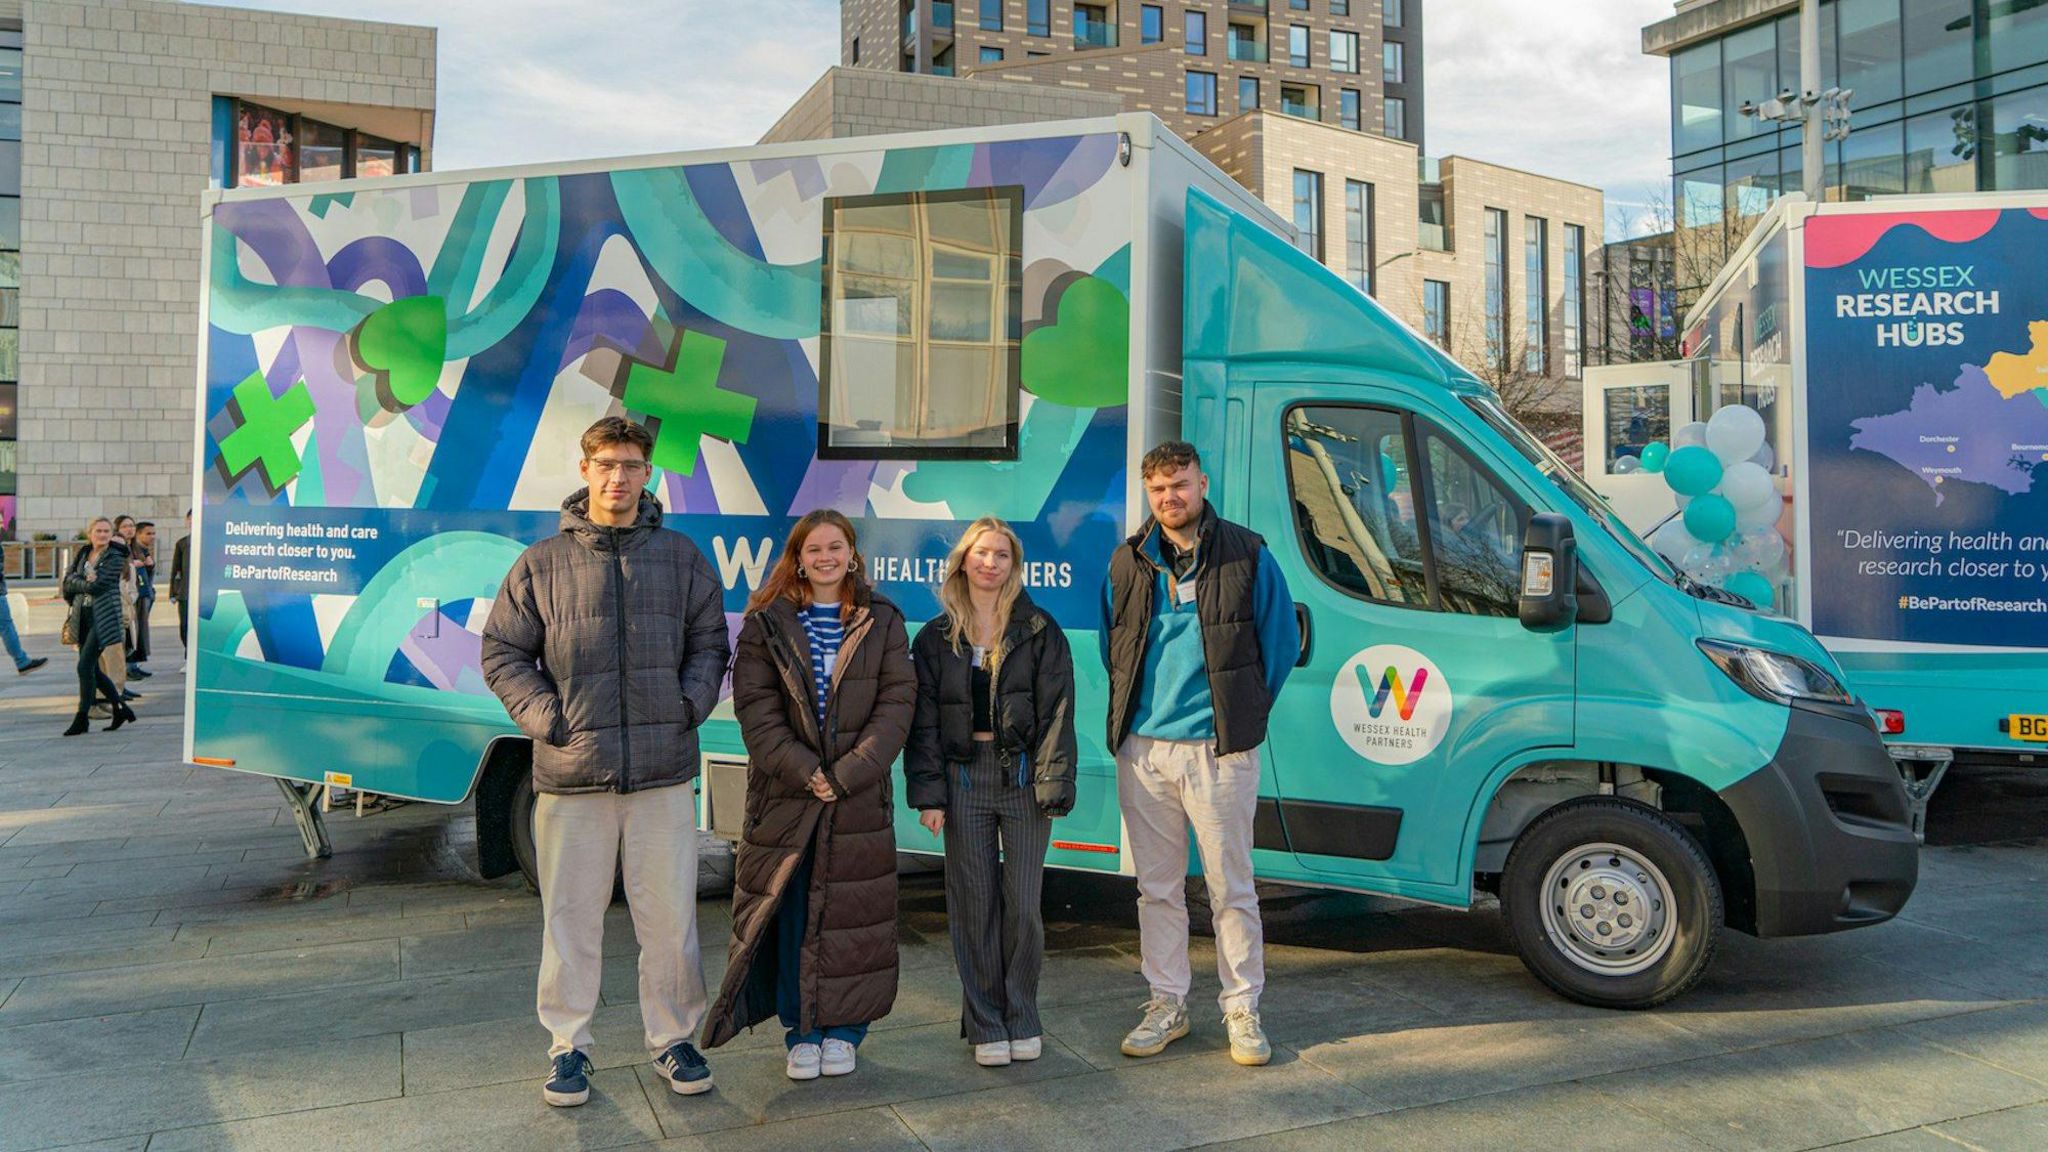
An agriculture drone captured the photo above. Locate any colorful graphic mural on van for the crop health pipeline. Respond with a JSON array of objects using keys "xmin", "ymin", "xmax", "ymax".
[{"xmin": 197, "ymin": 134, "xmax": 1133, "ymax": 753}]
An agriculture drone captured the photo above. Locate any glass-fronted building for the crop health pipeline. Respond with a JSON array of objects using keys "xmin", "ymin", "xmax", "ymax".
[{"xmin": 1648, "ymin": 0, "xmax": 2048, "ymax": 287}]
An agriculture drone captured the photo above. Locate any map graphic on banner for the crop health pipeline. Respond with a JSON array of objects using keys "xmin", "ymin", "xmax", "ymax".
[{"xmin": 1803, "ymin": 206, "xmax": 2048, "ymax": 649}]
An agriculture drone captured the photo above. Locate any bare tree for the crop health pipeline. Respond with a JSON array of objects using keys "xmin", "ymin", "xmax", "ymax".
[{"xmin": 1441, "ymin": 304, "xmax": 1577, "ymax": 440}]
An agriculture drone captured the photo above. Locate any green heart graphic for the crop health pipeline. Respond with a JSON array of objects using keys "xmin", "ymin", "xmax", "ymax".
[
  {"xmin": 1021, "ymin": 275, "xmax": 1129, "ymax": 409},
  {"xmin": 354, "ymin": 295, "xmax": 448, "ymax": 410}
]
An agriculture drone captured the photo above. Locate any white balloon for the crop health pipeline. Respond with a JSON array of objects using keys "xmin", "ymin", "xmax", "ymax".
[
  {"xmin": 1674, "ymin": 490, "xmax": 1694, "ymax": 510},
  {"xmin": 1719, "ymin": 461, "xmax": 1776, "ymax": 511},
  {"xmin": 1680, "ymin": 542, "xmax": 1719, "ymax": 574},
  {"xmin": 1614, "ymin": 455, "xmax": 1644, "ymax": 475},
  {"xmin": 1707, "ymin": 405, "xmax": 1767, "ymax": 465},
  {"xmin": 1733, "ymin": 527, "xmax": 1787, "ymax": 571},
  {"xmin": 1651, "ymin": 519, "xmax": 1700, "ymax": 561},
  {"xmin": 1736, "ymin": 489, "xmax": 1781, "ymax": 531},
  {"xmin": 1747, "ymin": 439, "xmax": 1776, "ymax": 472},
  {"xmin": 1672, "ymin": 421, "xmax": 1709, "ymax": 450}
]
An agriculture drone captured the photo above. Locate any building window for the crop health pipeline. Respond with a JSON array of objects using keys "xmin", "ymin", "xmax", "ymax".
[
  {"xmin": 235, "ymin": 101, "xmax": 295, "ymax": 186},
  {"xmin": 356, "ymin": 134, "xmax": 400, "ymax": 178},
  {"xmin": 822, "ymin": 188, "xmax": 1023, "ymax": 459},
  {"xmin": 1280, "ymin": 83, "xmax": 1319, "ymax": 120},
  {"xmin": 934, "ymin": 43, "xmax": 956, "ymax": 75},
  {"xmin": 1672, "ymin": 41, "xmax": 1721, "ymax": 157},
  {"xmin": 1229, "ymin": 22, "xmax": 1265, "ymax": 61},
  {"xmin": 1424, "ymin": 280, "xmax": 1450, "ymax": 348},
  {"xmin": 1142, "ymin": 4, "xmax": 1164, "ymax": 43},
  {"xmin": 1384, "ymin": 0, "xmax": 1402, "ymax": 26},
  {"xmin": 227, "ymin": 100, "xmax": 418, "ymax": 189},
  {"xmin": 1239, "ymin": 76, "xmax": 1261, "ymax": 112},
  {"xmin": 1345, "ymin": 180, "xmax": 1373, "ymax": 295},
  {"xmin": 1291, "ymin": 0, "xmax": 1310, "ymax": 9},
  {"xmin": 980, "ymin": 0, "xmax": 1003, "ymax": 31},
  {"xmin": 1029, "ymin": 0, "xmax": 1050, "ymax": 35},
  {"xmin": 1484, "ymin": 208, "xmax": 1508, "ymax": 366},
  {"xmin": 1524, "ymin": 216, "xmax": 1548, "ymax": 375},
  {"xmin": 1185, "ymin": 9, "xmax": 1207, "ymax": 55},
  {"xmin": 1383, "ymin": 95, "xmax": 1405, "ymax": 137},
  {"xmin": 1340, "ymin": 88, "xmax": 1361, "ymax": 130},
  {"xmin": 1293, "ymin": 169, "xmax": 1324, "ymax": 262},
  {"xmin": 299, "ymin": 119, "xmax": 346, "ymax": 183},
  {"xmin": 1563, "ymin": 223, "xmax": 1584, "ymax": 378},
  {"xmin": 1329, "ymin": 30, "xmax": 1358, "ymax": 73},
  {"xmin": 1332, "ymin": 0, "xmax": 1350, "ymax": 14},
  {"xmin": 1289, "ymin": 25, "xmax": 1311, "ymax": 67},
  {"xmin": 1382, "ymin": 40, "xmax": 1404, "ymax": 83},
  {"xmin": 980, "ymin": 46, "xmax": 1005, "ymax": 63},
  {"xmin": 1186, "ymin": 71, "xmax": 1219, "ymax": 115},
  {"xmin": 852, "ymin": 36, "xmax": 861, "ymax": 64},
  {"xmin": 934, "ymin": 1, "xmax": 955, "ymax": 30},
  {"xmin": 1075, "ymin": 3, "xmax": 1115, "ymax": 48}
]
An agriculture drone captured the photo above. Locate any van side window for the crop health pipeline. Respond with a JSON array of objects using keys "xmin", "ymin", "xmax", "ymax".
[
  {"xmin": 1282, "ymin": 406, "xmax": 1430, "ymax": 608},
  {"xmin": 820, "ymin": 187, "xmax": 1023, "ymax": 459},
  {"xmin": 1421, "ymin": 425, "xmax": 1525, "ymax": 618}
]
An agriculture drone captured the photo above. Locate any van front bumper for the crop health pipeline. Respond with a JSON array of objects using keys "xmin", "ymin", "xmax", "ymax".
[{"xmin": 1716, "ymin": 699, "xmax": 1919, "ymax": 937}]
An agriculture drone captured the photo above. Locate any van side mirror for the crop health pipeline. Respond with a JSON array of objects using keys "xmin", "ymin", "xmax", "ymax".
[{"xmin": 1518, "ymin": 513, "xmax": 1579, "ymax": 633}]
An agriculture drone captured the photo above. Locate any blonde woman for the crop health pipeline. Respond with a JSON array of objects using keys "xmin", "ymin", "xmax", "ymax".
[
  {"xmin": 905, "ymin": 517, "xmax": 1077, "ymax": 1068},
  {"xmin": 61, "ymin": 517, "xmax": 133, "ymax": 735}
]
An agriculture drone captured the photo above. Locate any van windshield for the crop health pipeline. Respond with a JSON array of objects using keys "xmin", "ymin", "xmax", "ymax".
[{"xmin": 1463, "ymin": 396, "xmax": 1677, "ymax": 585}]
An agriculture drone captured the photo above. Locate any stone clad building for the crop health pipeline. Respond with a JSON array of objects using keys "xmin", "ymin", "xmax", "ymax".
[{"xmin": 3, "ymin": 0, "xmax": 434, "ymax": 549}]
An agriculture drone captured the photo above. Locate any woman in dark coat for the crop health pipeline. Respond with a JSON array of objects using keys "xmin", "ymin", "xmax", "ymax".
[
  {"xmin": 63, "ymin": 517, "xmax": 134, "ymax": 736},
  {"xmin": 703, "ymin": 509, "xmax": 914, "ymax": 1083},
  {"xmin": 907, "ymin": 516, "xmax": 1077, "ymax": 1068}
]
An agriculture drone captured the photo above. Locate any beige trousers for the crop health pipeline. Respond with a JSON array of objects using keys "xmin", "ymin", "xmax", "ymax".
[
  {"xmin": 534, "ymin": 783, "xmax": 706, "ymax": 1058},
  {"xmin": 1116, "ymin": 734, "xmax": 1265, "ymax": 1015}
]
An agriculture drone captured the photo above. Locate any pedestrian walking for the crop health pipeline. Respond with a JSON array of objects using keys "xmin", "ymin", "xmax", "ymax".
[
  {"xmin": 128, "ymin": 520, "xmax": 157, "ymax": 678},
  {"xmin": 1099, "ymin": 440, "xmax": 1298, "ymax": 1067},
  {"xmin": 704, "ymin": 509, "xmax": 913, "ymax": 1083},
  {"xmin": 169, "ymin": 511, "xmax": 190, "ymax": 671},
  {"xmin": 62, "ymin": 518, "xmax": 134, "ymax": 735},
  {"xmin": 106, "ymin": 515, "xmax": 136, "ymax": 701},
  {"xmin": 906, "ymin": 516, "xmax": 1077, "ymax": 1068},
  {"xmin": 479, "ymin": 417, "xmax": 730, "ymax": 1109},
  {"xmin": 1, "ymin": 561, "xmax": 48, "ymax": 676}
]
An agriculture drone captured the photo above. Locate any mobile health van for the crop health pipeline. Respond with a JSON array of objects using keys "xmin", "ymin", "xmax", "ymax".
[
  {"xmin": 189, "ymin": 115, "xmax": 1915, "ymax": 1008},
  {"xmin": 1584, "ymin": 194, "xmax": 2048, "ymax": 831}
]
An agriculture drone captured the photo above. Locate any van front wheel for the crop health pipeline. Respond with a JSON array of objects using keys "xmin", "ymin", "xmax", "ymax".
[{"xmin": 1499, "ymin": 798, "xmax": 1722, "ymax": 1009}]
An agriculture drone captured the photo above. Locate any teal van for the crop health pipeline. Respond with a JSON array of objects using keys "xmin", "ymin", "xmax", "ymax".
[{"xmin": 187, "ymin": 114, "xmax": 1916, "ymax": 1009}]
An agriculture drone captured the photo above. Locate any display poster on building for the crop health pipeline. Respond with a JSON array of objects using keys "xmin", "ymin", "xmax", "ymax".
[{"xmin": 1803, "ymin": 208, "xmax": 2048, "ymax": 647}]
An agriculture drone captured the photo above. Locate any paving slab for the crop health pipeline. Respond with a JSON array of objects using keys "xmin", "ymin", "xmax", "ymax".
[
  {"xmin": 609, "ymin": 1106, "xmax": 927, "ymax": 1152},
  {"xmin": 0, "ymin": 1005, "xmax": 201, "ymax": 1083},
  {"xmin": 1586, "ymin": 1025, "xmax": 2048, "ymax": 1152},
  {"xmin": 142, "ymin": 1066, "xmax": 662, "ymax": 1152},
  {"xmin": 0, "ymin": 937, "xmax": 400, "ymax": 1025},
  {"xmin": 1900, "ymin": 1002, "xmax": 2048, "ymax": 1086},
  {"xmin": 0, "ymin": 1033, "xmax": 401, "ymax": 1152},
  {"xmin": 1198, "ymin": 1079, "xmax": 1716, "ymax": 1151},
  {"xmin": 894, "ymin": 1046, "xmax": 1381, "ymax": 1152},
  {"xmin": 184, "ymin": 962, "xmax": 543, "ymax": 1059}
]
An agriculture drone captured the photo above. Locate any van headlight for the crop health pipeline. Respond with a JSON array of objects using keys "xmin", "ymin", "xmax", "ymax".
[{"xmin": 1697, "ymin": 639, "xmax": 1854, "ymax": 706}]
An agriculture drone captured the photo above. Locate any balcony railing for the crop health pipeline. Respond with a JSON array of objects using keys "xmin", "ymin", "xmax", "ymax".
[
  {"xmin": 1228, "ymin": 38, "xmax": 1266, "ymax": 62},
  {"xmin": 1229, "ymin": 0, "xmax": 1268, "ymax": 9},
  {"xmin": 1419, "ymin": 222, "xmax": 1450, "ymax": 252},
  {"xmin": 1075, "ymin": 19, "xmax": 1115, "ymax": 48},
  {"xmin": 1280, "ymin": 99, "xmax": 1318, "ymax": 120}
]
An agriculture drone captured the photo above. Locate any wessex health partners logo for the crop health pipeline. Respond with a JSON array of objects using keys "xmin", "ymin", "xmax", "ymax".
[{"xmin": 1330, "ymin": 645, "xmax": 1453, "ymax": 765}]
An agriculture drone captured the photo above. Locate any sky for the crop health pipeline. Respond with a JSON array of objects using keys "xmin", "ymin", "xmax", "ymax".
[{"xmin": 195, "ymin": 0, "xmax": 1677, "ymax": 235}]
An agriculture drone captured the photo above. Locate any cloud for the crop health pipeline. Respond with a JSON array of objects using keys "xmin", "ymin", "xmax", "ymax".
[{"xmin": 198, "ymin": 0, "xmax": 1675, "ymax": 232}]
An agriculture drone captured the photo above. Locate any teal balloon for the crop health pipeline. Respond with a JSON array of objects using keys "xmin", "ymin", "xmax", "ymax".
[
  {"xmin": 1639, "ymin": 441, "xmax": 1670, "ymax": 473},
  {"xmin": 1723, "ymin": 570, "xmax": 1775, "ymax": 609},
  {"xmin": 1683, "ymin": 493, "xmax": 1738, "ymax": 543},
  {"xmin": 1664, "ymin": 445, "xmax": 1724, "ymax": 496}
]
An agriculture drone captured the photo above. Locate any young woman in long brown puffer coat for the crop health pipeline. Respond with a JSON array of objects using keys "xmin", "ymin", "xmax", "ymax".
[{"xmin": 703, "ymin": 509, "xmax": 914, "ymax": 1082}]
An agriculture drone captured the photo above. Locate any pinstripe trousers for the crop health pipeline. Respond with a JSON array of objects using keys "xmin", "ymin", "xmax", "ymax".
[{"xmin": 943, "ymin": 741, "xmax": 1053, "ymax": 1045}]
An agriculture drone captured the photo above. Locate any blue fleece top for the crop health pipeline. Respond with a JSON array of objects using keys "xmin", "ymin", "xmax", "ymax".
[{"xmin": 1098, "ymin": 516, "xmax": 1299, "ymax": 744}]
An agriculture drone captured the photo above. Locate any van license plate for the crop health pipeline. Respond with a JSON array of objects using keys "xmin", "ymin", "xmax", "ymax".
[{"xmin": 2013, "ymin": 715, "xmax": 2048, "ymax": 742}]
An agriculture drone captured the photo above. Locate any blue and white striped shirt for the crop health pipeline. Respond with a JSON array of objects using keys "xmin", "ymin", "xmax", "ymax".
[{"xmin": 799, "ymin": 601, "xmax": 845, "ymax": 728}]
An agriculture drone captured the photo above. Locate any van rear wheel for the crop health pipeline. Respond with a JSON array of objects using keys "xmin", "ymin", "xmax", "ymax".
[{"xmin": 1499, "ymin": 797, "xmax": 1721, "ymax": 1009}]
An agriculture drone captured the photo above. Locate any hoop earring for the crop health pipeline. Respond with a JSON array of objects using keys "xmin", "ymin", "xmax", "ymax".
[{"xmin": 796, "ymin": 565, "xmax": 805, "ymax": 579}]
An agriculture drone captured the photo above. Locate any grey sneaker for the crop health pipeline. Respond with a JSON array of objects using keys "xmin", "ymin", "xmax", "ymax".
[
  {"xmin": 1224, "ymin": 1007, "xmax": 1271, "ymax": 1066},
  {"xmin": 1119, "ymin": 995, "xmax": 1190, "ymax": 1058}
]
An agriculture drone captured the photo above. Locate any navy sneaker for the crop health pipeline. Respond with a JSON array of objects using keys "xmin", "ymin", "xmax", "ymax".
[
  {"xmin": 654, "ymin": 1040, "xmax": 713, "ymax": 1095},
  {"xmin": 16, "ymin": 657, "xmax": 46, "ymax": 675},
  {"xmin": 542, "ymin": 1050, "xmax": 592, "ymax": 1107}
]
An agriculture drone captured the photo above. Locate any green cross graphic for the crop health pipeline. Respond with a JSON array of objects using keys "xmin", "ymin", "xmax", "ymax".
[
  {"xmin": 621, "ymin": 328, "xmax": 756, "ymax": 476},
  {"xmin": 219, "ymin": 371, "xmax": 316, "ymax": 490}
]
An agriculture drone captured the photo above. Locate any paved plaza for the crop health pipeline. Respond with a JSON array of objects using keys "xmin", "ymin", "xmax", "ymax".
[{"xmin": 5, "ymin": 596, "xmax": 2048, "ymax": 1151}]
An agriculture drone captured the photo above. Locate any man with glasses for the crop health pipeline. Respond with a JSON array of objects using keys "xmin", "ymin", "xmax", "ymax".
[{"xmin": 482, "ymin": 417, "xmax": 731, "ymax": 1107}]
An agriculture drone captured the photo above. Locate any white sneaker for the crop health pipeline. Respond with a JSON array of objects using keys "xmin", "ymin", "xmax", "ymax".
[
  {"xmin": 1120, "ymin": 995, "xmax": 1190, "ymax": 1058},
  {"xmin": 974, "ymin": 1040, "xmax": 1012, "ymax": 1067},
  {"xmin": 821, "ymin": 1037, "xmax": 857, "ymax": 1076},
  {"xmin": 1224, "ymin": 1007, "xmax": 1272, "ymax": 1066},
  {"xmin": 785, "ymin": 1042, "xmax": 821, "ymax": 1081},
  {"xmin": 1009, "ymin": 1036, "xmax": 1042, "ymax": 1062}
]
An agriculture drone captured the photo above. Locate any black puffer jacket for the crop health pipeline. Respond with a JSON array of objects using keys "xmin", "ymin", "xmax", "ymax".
[
  {"xmin": 65, "ymin": 540, "xmax": 128, "ymax": 650},
  {"xmin": 480, "ymin": 490, "xmax": 730, "ymax": 795},
  {"xmin": 906, "ymin": 591, "xmax": 1077, "ymax": 816}
]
